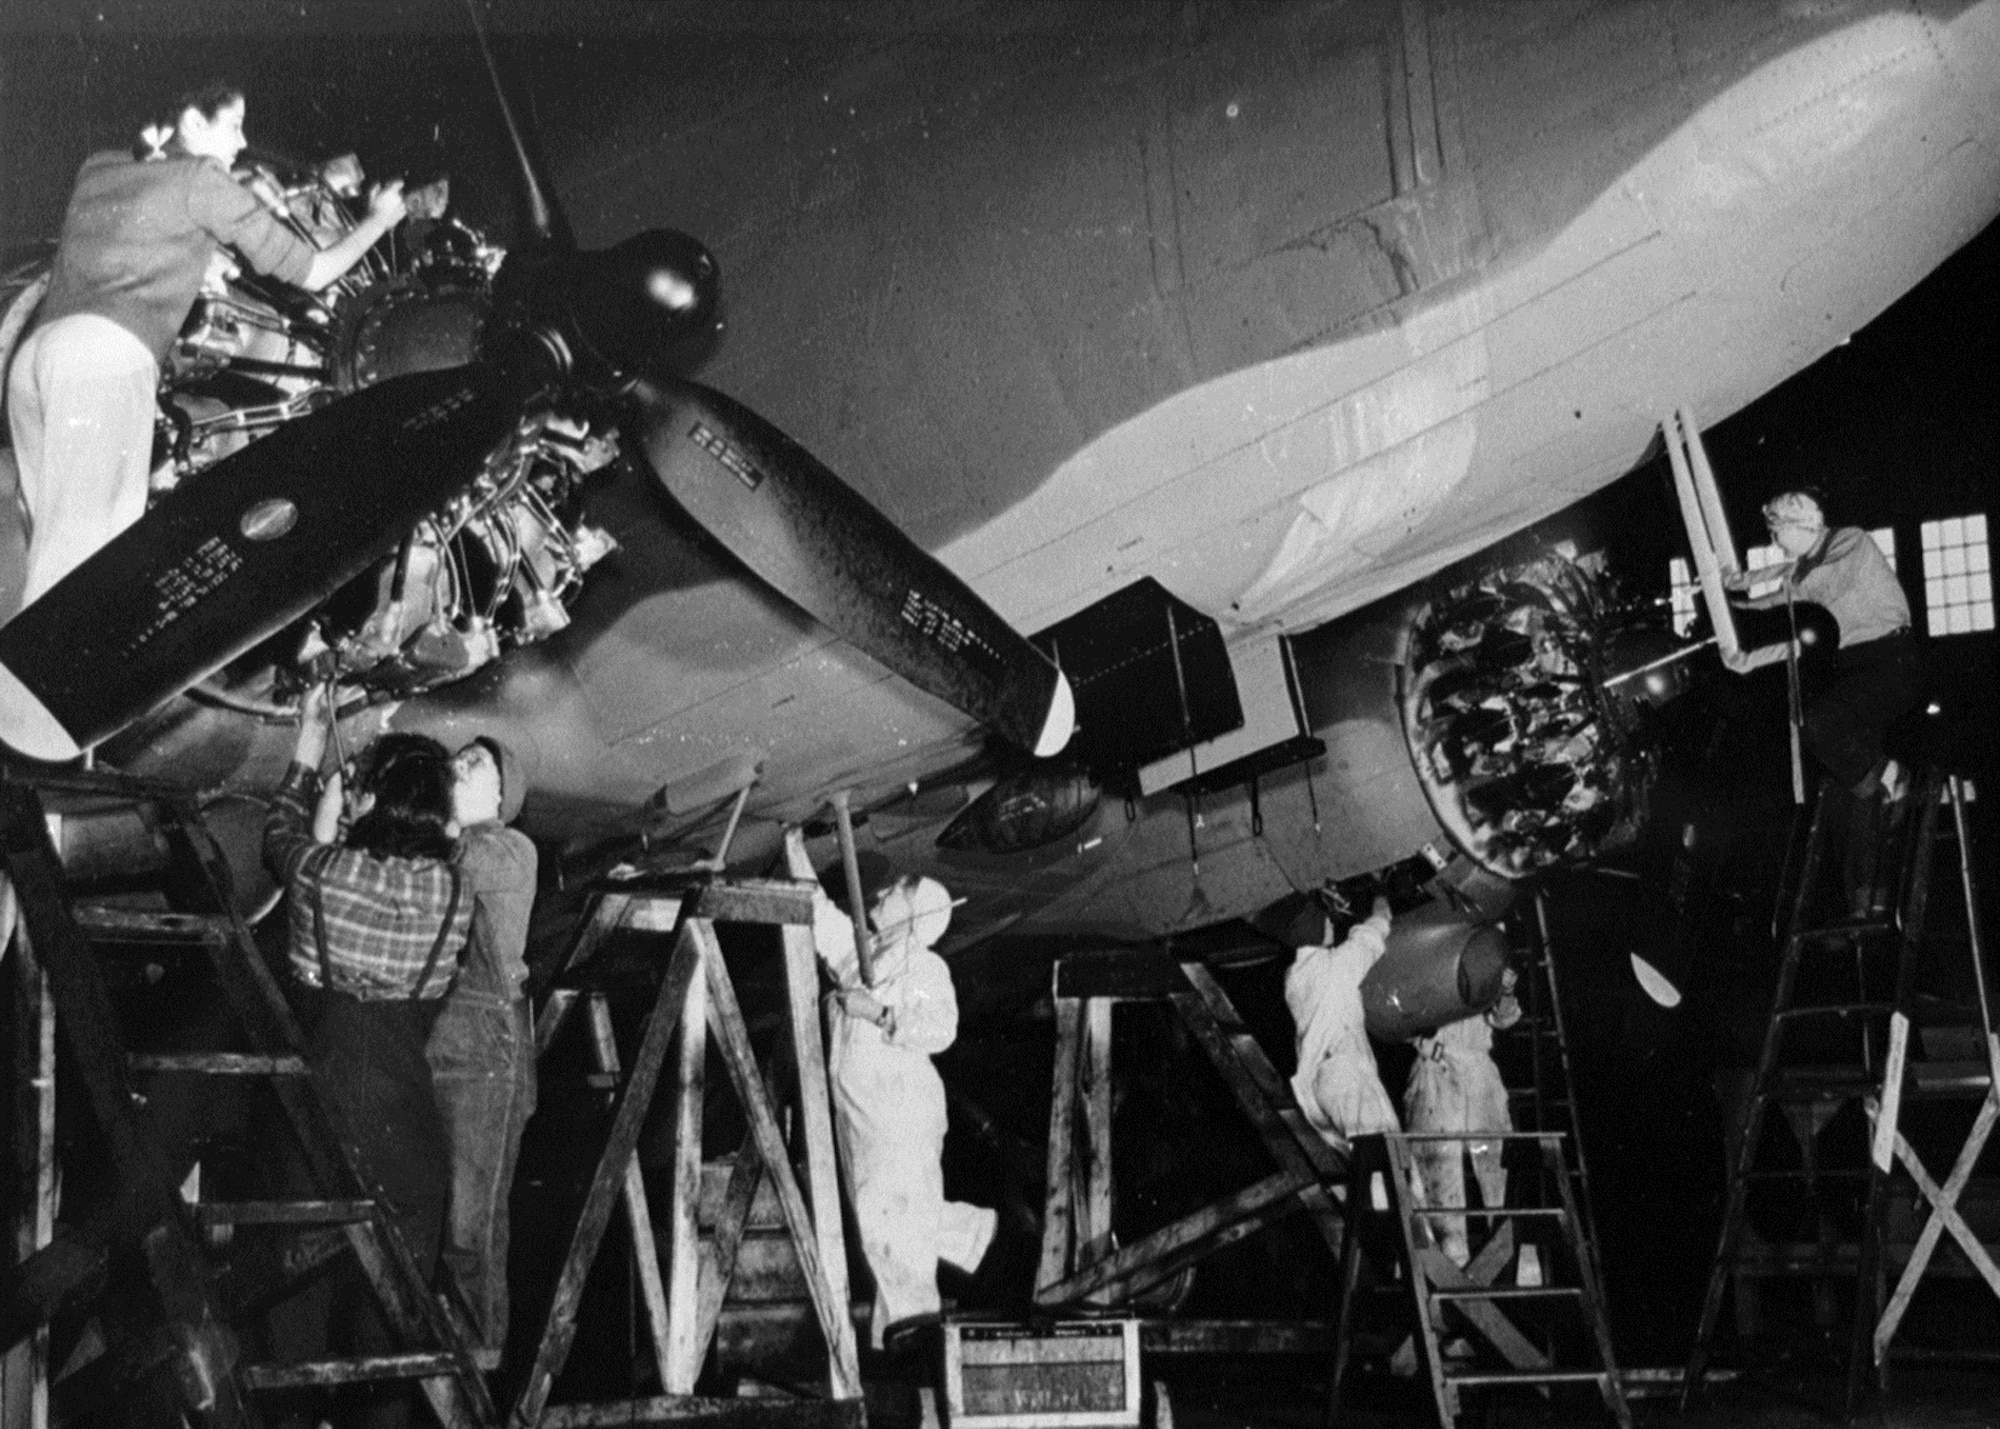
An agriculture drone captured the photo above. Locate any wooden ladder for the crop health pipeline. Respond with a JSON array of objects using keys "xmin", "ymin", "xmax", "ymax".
[
  {"xmin": 1331, "ymin": 1131, "xmax": 1630, "ymax": 1428},
  {"xmin": 511, "ymin": 850, "xmax": 861, "ymax": 1429},
  {"xmin": 0, "ymin": 765, "xmax": 494, "ymax": 1429},
  {"xmin": 1682, "ymin": 769, "xmax": 1997, "ymax": 1414}
]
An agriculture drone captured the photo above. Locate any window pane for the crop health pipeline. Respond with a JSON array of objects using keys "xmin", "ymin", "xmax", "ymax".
[{"xmin": 1918, "ymin": 513, "xmax": 1994, "ymax": 638}]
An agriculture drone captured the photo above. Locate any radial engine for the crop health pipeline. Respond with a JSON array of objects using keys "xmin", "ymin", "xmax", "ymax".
[{"xmin": 4, "ymin": 151, "xmax": 623, "ymax": 714}]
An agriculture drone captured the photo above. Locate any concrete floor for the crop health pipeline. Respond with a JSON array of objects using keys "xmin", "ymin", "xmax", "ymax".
[{"xmin": 1147, "ymin": 1362, "xmax": 2000, "ymax": 1429}]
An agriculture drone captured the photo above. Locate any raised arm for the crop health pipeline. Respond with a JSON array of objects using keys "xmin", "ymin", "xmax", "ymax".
[{"xmin": 301, "ymin": 180, "xmax": 408, "ymax": 290}]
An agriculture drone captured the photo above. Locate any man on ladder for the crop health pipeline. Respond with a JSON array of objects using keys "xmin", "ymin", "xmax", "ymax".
[{"xmin": 1723, "ymin": 487, "xmax": 1921, "ymax": 911}]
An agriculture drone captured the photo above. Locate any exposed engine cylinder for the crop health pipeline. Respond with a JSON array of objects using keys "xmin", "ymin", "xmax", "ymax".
[
  {"xmin": 1400, "ymin": 553, "xmax": 1650, "ymax": 879},
  {"xmin": 134, "ymin": 155, "xmax": 624, "ymax": 707}
]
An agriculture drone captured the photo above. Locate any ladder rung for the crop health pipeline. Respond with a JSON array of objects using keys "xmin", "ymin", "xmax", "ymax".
[
  {"xmin": 1773, "ymin": 1002, "xmax": 1897, "ymax": 1021},
  {"xmin": 1741, "ymin": 1168, "xmax": 1871, "ymax": 1183},
  {"xmin": 1764, "ymin": 1071, "xmax": 1875, "ymax": 1098},
  {"xmin": 197, "ymin": 1199, "xmax": 378, "ymax": 1228},
  {"xmin": 1909, "ymin": 1061, "xmax": 1997, "ymax": 1095},
  {"xmin": 241, "ymin": 1351, "xmax": 467, "ymax": 1390},
  {"xmin": 1795, "ymin": 920, "xmax": 1898, "ymax": 944},
  {"xmin": 1431, "ymin": 1285, "xmax": 1583, "ymax": 1303},
  {"xmin": 1761, "ymin": 1062, "xmax": 1994, "ymax": 1100},
  {"xmin": 128, "ymin": 1053, "xmax": 306, "ymax": 1076},
  {"xmin": 73, "ymin": 908, "xmax": 234, "ymax": 943},
  {"xmin": 1409, "ymin": 1206, "xmax": 1569, "ymax": 1221},
  {"xmin": 1442, "ymin": 1368, "xmax": 1612, "ymax": 1387},
  {"xmin": 1394, "ymin": 1132, "xmax": 1569, "ymax": 1143}
]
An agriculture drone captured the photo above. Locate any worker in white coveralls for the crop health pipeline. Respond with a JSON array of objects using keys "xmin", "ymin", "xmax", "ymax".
[
  {"xmin": 813, "ymin": 870, "xmax": 997, "ymax": 1348},
  {"xmin": 1287, "ymin": 895, "xmax": 1401, "ymax": 1147},
  {"xmin": 1404, "ymin": 1012, "xmax": 1513, "ymax": 1266}
]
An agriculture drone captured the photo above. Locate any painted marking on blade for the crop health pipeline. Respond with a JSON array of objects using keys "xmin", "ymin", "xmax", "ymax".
[
  {"xmin": 240, "ymin": 497, "xmax": 298, "ymax": 541},
  {"xmin": 898, "ymin": 589, "xmax": 1002, "ymax": 663},
  {"xmin": 402, "ymin": 386, "xmax": 477, "ymax": 431},
  {"xmin": 688, "ymin": 421, "xmax": 764, "ymax": 491},
  {"xmin": 124, "ymin": 536, "xmax": 246, "ymax": 654}
]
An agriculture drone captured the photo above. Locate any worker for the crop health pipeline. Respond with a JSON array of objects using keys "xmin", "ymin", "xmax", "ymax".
[
  {"xmin": 1404, "ymin": 1012, "xmax": 1513, "ymax": 1267},
  {"xmin": 430, "ymin": 736, "xmax": 538, "ymax": 1358},
  {"xmin": 1286, "ymin": 894, "xmax": 1401, "ymax": 1149},
  {"xmin": 6, "ymin": 81, "xmax": 405, "ymax": 610},
  {"xmin": 264, "ymin": 687, "xmax": 469, "ymax": 1429},
  {"xmin": 813, "ymin": 868, "xmax": 997, "ymax": 1349},
  {"xmin": 1724, "ymin": 487, "xmax": 1918, "ymax": 805},
  {"xmin": 1726, "ymin": 487, "xmax": 1920, "ymax": 913}
]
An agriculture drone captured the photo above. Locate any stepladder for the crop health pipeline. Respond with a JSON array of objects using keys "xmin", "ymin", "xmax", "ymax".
[
  {"xmin": 1, "ymin": 765, "xmax": 494, "ymax": 1429},
  {"xmin": 1683, "ymin": 769, "xmax": 1999, "ymax": 1413},
  {"xmin": 1331, "ymin": 1131, "xmax": 1631, "ymax": 1428}
]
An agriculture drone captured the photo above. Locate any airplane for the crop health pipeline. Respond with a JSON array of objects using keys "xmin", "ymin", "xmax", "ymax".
[{"xmin": 3, "ymin": 0, "xmax": 1999, "ymax": 1021}]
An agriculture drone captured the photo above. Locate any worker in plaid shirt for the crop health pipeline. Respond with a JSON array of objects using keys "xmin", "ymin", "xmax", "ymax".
[{"xmin": 264, "ymin": 683, "xmax": 471, "ymax": 1429}]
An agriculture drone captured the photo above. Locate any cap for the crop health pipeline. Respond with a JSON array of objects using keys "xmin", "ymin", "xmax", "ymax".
[
  {"xmin": 1762, "ymin": 489, "xmax": 1826, "ymax": 532},
  {"xmin": 469, "ymin": 735, "xmax": 528, "ymax": 824},
  {"xmin": 816, "ymin": 849, "xmax": 895, "ymax": 915}
]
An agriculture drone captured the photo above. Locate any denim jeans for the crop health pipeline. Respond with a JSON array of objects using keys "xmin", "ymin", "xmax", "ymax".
[
  {"xmin": 429, "ymin": 989, "xmax": 536, "ymax": 1352},
  {"xmin": 302, "ymin": 991, "xmax": 449, "ymax": 1429}
]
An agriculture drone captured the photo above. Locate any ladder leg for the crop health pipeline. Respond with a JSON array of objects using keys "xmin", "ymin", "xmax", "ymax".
[{"xmin": 1684, "ymin": 785, "xmax": 1839, "ymax": 1410}]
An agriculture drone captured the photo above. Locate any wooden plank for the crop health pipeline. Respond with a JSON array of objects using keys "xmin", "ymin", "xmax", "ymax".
[
  {"xmin": 536, "ymin": 989, "xmax": 581, "ymax": 1060},
  {"xmin": 692, "ymin": 880, "xmax": 815, "ymax": 928},
  {"xmin": 242, "ymin": 1352, "xmax": 462, "ymax": 1389},
  {"xmin": 665, "ymin": 959, "xmax": 710, "ymax": 1393},
  {"xmin": 1167, "ymin": 979, "xmax": 1346, "ymax": 1252},
  {"xmin": 1036, "ymin": 1171, "xmax": 1312, "ymax": 1307},
  {"xmin": 70, "ymin": 908, "xmax": 229, "ymax": 942},
  {"xmin": 539, "ymin": 1395, "xmax": 865, "ymax": 1429},
  {"xmin": 1078, "ymin": 1000, "xmax": 1114, "ymax": 1266},
  {"xmin": 1054, "ymin": 946, "xmax": 1186, "ymax": 1002},
  {"xmin": 1139, "ymin": 1320, "xmax": 1335, "ymax": 1356},
  {"xmin": 695, "ymin": 1142, "xmax": 766, "ymax": 1353},
  {"xmin": 127, "ymin": 1053, "xmax": 305, "ymax": 1076},
  {"xmin": 514, "ymin": 921, "xmax": 702, "ymax": 1429},
  {"xmin": 1415, "ymin": 1245, "xmax": 1551, "ymax": 1371},
  {"xmin": 196, "ymin": 1199, "xmax": 373, "ymax": 1227},
  {"xmin": 1036, "ymin": 998, "xmax": 1086, "ymax": 1295},
  {"xmin": 1875, "ymin": 1092, "xmax": 2000, "ymax": 1360},
  {"xmin": 700, "ymin": 927, "xmax": 854, "ymax": 1387},
  {"xmin": 779, "ymin": 829, "xmax": 860, "ymax": 1397},
  {"xmin": 586, "ymin": 995, "xmax": 675, "ymax": 1388},
  {"xmin": 550, "ymin": 892, "xmax": 635, "ymax": 986}
]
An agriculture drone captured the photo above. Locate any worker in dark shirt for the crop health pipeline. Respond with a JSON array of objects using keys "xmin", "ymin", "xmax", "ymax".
[{"xmin": 6, "ymin": 80, "xmax": 405, "ymax": 609}]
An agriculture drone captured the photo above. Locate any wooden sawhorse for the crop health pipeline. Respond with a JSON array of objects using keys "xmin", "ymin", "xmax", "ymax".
[
  {"xmin": 515, "ymin": 873, "xmax": 860, "ymax": 1429},
  {"xmin": 1032, "ymin": 945, "xmax": 1348, "ymax": 1310}
]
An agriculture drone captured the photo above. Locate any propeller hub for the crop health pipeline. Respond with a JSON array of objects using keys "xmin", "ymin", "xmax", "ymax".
[{"xmin": 546, "ymin": 229, "xmax": 721, "ymax": 385}]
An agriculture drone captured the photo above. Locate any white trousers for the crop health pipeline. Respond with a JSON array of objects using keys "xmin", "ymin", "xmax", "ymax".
[{"xmin": 7, "ymin": 314, "xmax": 157, "ymax": 610}]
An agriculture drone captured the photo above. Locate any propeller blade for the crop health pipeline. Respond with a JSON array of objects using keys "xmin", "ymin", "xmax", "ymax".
[
  {"xmin": 633, "ymin": 378, "xmax": 1074, "ymax": 758},
  {"xmin": 464, "ymin": 0, "xmax": 574, "ymax": 252},
  {"xmin": 0, "ymin": 363, "xmax": 530, "ymax": 760}
]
